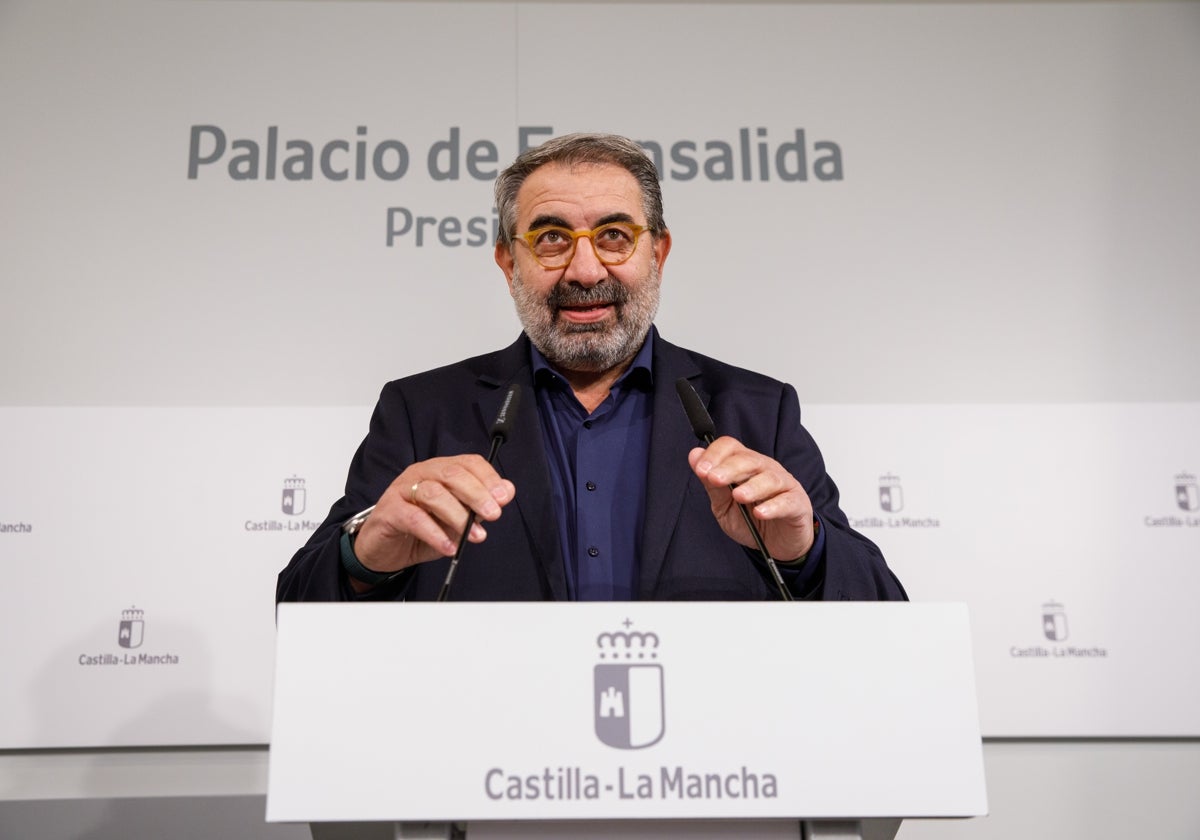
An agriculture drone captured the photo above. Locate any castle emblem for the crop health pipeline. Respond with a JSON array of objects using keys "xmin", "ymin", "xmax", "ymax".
[
  {"xmin": 879, "ymin": 473, "xmax": 904, "ymax": 513},
  {"xmin": 594, "ymin": 621, "xmax": 665, "ymax": 750},
  {"xmin": 1042, "ymin": 601, "xmax": 1068, "ymax": 642},
  {"xmin": 282, "ymin": 476, "xmax": 307, "ymax": 516},
  {"xmin": 1176, "ymin": 472, "xmax": 1199, "ymax": 512},
  {"xmin": 119, "ymin": 606, "xmax": 145, "ymax": 649}
]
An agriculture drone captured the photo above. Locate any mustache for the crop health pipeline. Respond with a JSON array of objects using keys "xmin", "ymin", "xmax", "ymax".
[{"xmin": 546, "ymin": 278, "xmax": 630, "ymax": 309}]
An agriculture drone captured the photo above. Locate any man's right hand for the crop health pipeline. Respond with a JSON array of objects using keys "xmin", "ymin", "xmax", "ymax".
[{"xmin": 349, "ymin": 455, "xmax": 515, "ymax": 588}]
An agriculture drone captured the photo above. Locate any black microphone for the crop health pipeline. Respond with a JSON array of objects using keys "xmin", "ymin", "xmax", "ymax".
[
  {"xmin": 675, "ymin": 378, "xmax": 794, "ymax": 601},
  {"xmin": 675, "ymin": 378, "xmax": 717, "ymax": 443},
  {"xmin": 488, "ymin": 382, "xmax": 521, "ymax": 444},
  {"xmin": 436, "ymin": 384, "xmax": 522, "ymax": 601}
]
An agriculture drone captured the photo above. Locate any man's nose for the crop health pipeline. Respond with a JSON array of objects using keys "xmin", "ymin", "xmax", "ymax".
[{"xmin": 562, "ymin": 235, "xmax": 608, "ymax": 287}]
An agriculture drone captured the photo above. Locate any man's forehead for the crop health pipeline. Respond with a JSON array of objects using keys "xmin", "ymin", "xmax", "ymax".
[{"xmin": 516, "ymin": 161, "xmax": 644, "ymax": 224}]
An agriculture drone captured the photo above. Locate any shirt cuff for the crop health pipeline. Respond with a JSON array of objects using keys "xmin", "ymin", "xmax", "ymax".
[{"xmin": 774, "ymin": 514, "xmax": 826, "ymax": 599}]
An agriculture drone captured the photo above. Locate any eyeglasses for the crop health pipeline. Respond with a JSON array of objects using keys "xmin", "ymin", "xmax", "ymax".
[{"xmin": 515, "ymin": 222, "xmax": 652, "ymax": 269}]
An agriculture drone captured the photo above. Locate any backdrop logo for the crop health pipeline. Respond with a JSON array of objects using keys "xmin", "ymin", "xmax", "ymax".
[
  {"xmin": 851, "ymin": 471, "xmax": 941, "ymax": 530},
  {"xmin": 879, "ymin": 474, "xmax": 904, "ymax": 513},
  {"xmin": 1042, "ymin": 601, "xmax": 1068, "ymax": 642},
  {"xmin": 1176, "ymin": 472, "xmax": 1199, "ymax": 512},
  {"xmin": 77, "ymin": 605, "xmax": 181, "ymax": 668},
  {"xmin": 245, "ymin": 476, "xmax": 318, "ymax": 533},
  {"xmin": 1011, "ymin": 600, "xmax": 1108, "ymax": 660},
  {"xmin": 282, "ymin": 476, "xmax": 307, "ymax": 516},
  {"xmin": 119, "ymin": 606, "xmax": 145, "ymax": 649},
  {"xmin": 594, "ymin": 622, "xmax": 665, "ymax": 750}
]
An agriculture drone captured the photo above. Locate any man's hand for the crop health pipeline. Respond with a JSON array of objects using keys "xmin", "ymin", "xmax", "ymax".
[
  {"xmin": 350, "ymin": 455, "xmax": 515, "ymax": 586},
  {"xmin": 687, "ymin": 436, "xmax": 815, "ymax": 562}
]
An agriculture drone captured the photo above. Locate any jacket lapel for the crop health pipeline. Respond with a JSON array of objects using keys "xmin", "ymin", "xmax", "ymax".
[
  {"xmin": 473, "ymin": 337, "xmax": 569, "ymax": 600},
  {"xmin": 638, "ymin": 335, "xmax": 703, "ymax": 598}
]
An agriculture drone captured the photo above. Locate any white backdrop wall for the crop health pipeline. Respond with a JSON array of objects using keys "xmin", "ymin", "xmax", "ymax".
[{"xmin": 1, "ymin": 0, "xmax": 1198, "ymax": 760}]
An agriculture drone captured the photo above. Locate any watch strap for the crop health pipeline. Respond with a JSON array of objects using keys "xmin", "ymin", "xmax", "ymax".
[{"xmin": 339, "ymin": 529, "xmax": 405, "ymax": 587}]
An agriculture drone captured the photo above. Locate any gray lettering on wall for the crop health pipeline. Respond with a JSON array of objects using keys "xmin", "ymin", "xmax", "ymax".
[
  {"xmin": 188, "ymin": 125, "xmax": 411, "ymax": 181},
  {"xmin": 188, "ymin": 125, "xmax": 845, "ymax": 184}
]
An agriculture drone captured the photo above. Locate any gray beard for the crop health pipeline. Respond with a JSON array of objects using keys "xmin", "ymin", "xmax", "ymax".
[{"xmin": 510, "ymin": 263, "xmax": 660, "ymax": 373}]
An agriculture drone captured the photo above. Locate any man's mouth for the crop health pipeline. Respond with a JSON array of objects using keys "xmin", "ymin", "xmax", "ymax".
[
  {"xmin": 548, "ymin": 280, "xmax": 627, "ymax": 324},
  {"xmin": 557, "ymin": 302, "xmax": 615, "ymax": 323}
]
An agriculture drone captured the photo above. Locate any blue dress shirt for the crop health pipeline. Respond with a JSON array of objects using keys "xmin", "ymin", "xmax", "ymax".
[{"xmin": 532, "ymin": 335, "xmax": 655, "ymax": 601}]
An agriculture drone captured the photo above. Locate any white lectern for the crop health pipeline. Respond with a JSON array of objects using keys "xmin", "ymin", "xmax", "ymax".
[{"xmin": 268, "ymin": 602, "xmax": 986, "ymax": 839}]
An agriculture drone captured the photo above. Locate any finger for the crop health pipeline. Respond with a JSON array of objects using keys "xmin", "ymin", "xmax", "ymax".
[
  {"xmin": 437, "ymin": 453, "xmax": 513, "ymax": 503},
  {"xmin": 689, "ymin": 440, "xmax": 778, "ymax": 492},
  {"xmin": 370, "ymin": 470, "xmax": 487, "ymax": 558},
  {"xmin": 728, "ymin": 468, "xmax": 794, "ymax": 507},
  {"xmin": 687, "ymin": 442, "xmax": 741, "ymax": 484},
  {"xmin": 409, "ymin": 484, "xmax": 503, "ymax": 558},
  {"xmin": 418, "ymin": 456, "xmax": 514, "ymax": 522},
  {"xmin": 394, "ymin": 499, "xmax": 461, "ymax": 557},
  {"xmin": 355, "ymin": 495, "xmax": 458, "ymax": 567},
  {"xmin": 747, "ymin": 485, "xmax": 811, "ymax": 522},
  {"xmin": 687, "ymin": 436, "xmax": 753, "ymax": 481},
  {"xmin": 407, "ymin": 478, "xmax": 472, "ymax": 534},
  {"xmin": 688, "ymin": 444, "xmax": 808, "ymax": 519},
  {"xmin": 399, "ymin": 480, "xmax": 494, "ymax": 548}
]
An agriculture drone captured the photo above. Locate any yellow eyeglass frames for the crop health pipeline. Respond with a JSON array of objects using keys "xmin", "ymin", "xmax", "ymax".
[{"xmin": 515, "ymin": 222, "xmax": 652, "ymax": 270}]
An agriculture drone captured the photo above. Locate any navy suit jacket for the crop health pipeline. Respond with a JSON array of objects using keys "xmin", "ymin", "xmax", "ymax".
[{"xmin": 277, "ymin": 332, "xmax": 906, "ymax": 602}]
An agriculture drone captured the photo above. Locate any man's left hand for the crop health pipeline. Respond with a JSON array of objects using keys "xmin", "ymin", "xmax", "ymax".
[{"xmin": 687, "ymin": 436, "xmax": 815, "ymax": 562}]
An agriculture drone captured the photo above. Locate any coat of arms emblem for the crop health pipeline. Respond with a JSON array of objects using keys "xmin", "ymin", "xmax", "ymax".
[
  {"xmin": 119, "ymin": 606, "xmax": 145, "ymax": 649},
  {"xmin": 1176, "ymin": 472, "xmax": 1199, "ymax": 512},
  {"xmin": 282, "ymin": 476, "xmax": 306, "ymax": 516},
  {"xmin": 1042, "ymin": 601, "xmax": 1068, "ymax": 642},
  {"xmin": 879, "ymin": 473, "xmax": 904, "ymax": 513},
  {"xmin": 594, "ymin": 624, "xmax": 664, "ymax": 750}
]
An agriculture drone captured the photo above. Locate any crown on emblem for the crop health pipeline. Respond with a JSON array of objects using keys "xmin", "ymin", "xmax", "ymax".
[
  {"xmin": 284, "ymin": 476, "xmax": 306, "ymax": 489},
  {"xmin": 1176, "ymin": 471, "xmax": 1196, "ymax": 483},
  {"xmin": 880, "ymin": 473, "xmax": 901, "ymax": 484},
  {"xmin": 121, "ymin": 606, "xmax": 144, "ymax": 621},
  {"xmin": 597, "ymin": 625, "xmax": 660, "ymax": 660},
  {"xmin": 1042, "ymin": 600, "xmax": 1064, "ymax": 611}
]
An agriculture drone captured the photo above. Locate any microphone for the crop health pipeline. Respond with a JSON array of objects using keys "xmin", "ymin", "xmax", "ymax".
[
  {"xmin": 674, "ymin": 378, "xmax": 794, "ymax": 601},
  {"xmin": 488, "ymin": 381, "xmax": 521, "ymax": 443},
  {"xmin": 436, "ymin": 384, "xmax": 522, "ymax": 601}
]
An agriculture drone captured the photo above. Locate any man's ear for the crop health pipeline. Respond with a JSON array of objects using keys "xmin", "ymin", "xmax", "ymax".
[
  {"xmin": 495, "ymin": 240, "xmax": 516, "ymax": 293},
  {"xmin": 653, "ymin": 229, "xmax": 672, "ymax": 276}
]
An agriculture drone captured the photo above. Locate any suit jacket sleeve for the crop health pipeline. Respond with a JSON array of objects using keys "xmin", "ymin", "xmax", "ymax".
[
  {"xmin": 276, "ymin": 383, "xmax": 418, "ymax": 603},
  {"xmin": 772, "ymin": 383, "xmax": 907, "ymax": 601}
]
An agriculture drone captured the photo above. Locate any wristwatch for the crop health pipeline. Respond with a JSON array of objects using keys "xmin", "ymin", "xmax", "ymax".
[
  {"xmin": 339, "ymin": 505, "xmax": 403, "ymax": 586},
  {"xmin": 341, "ymin": 505, "xmax": 375, "ymax": 539}
]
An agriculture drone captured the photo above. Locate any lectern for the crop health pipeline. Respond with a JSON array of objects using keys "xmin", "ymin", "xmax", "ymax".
[{"xmin": 267, "ymin": 602, "xmax": 986, "ymax": 839}]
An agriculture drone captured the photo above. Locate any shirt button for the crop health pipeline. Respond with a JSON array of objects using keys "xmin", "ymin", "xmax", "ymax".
[
  {"xmin": 586, "ymin": 481, "xmax": 597, "ymax": 491},
  {"xmin": 583, "ymin": 420, "xmax": 593, "ymax": 429},
  {"xmin": 587, "ymin": 546, "xmax": 600, "ymax": 557}
]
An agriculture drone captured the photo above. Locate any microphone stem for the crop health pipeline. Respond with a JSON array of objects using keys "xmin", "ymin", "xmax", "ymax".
[
  {"xmin": 436, "ymin": 434, "xmax": 504, "ymax": 602},
  {"xmin": 703, "ymin": 433, "xmax": 794, "ymax": 602}
]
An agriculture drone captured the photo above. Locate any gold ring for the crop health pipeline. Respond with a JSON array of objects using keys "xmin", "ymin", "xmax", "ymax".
[{"xmin": 410, "ymin": 482, "xmax": 421, "ymax": 503}]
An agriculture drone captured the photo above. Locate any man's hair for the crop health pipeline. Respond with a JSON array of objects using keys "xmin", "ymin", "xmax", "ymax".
[{"xmin": 493, "ymin": 132, "xmax": 666, "ymax": 246}]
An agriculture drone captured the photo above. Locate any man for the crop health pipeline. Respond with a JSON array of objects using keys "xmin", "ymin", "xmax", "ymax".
[{"xmin": 277, "ymin": 133, "xmax": 905, "ymax": 602}]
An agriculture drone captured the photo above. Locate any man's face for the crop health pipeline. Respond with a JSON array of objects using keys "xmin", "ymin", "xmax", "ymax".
[{"xmin": 495, "ymin": 162, "xmax": 671, "ymax": 374}]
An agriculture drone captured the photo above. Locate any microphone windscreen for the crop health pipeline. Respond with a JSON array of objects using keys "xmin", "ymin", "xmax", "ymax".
[
  {"xmin": 490, "ymin": 384, "xmax": 522, "ymax": 441},
  {"xmin": 675, "ymin": 378, "xmax": 716, "ymax": 442}
]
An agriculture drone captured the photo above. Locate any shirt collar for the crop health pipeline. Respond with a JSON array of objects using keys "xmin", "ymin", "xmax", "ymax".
[{"xmin": 530, "ymin": 326, "xmax": 656, "ymax": 391}]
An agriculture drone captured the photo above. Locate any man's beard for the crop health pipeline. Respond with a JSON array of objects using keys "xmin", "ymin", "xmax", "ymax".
[{"xmin": 510, "ymin": 263, "xmax": 660, "ymax": 373}]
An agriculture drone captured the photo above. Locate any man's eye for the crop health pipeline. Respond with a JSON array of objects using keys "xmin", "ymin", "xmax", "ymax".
[
  {"xmin": 536, "ymin": 229, "xmax": 569, "ymax": 246},
  {"xmin": 596, "ymin": 226, "xmax": 633, "ymax": 247}
]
